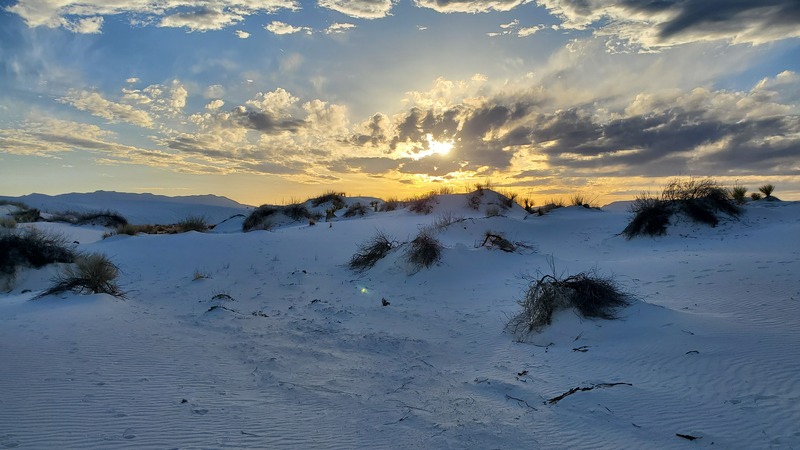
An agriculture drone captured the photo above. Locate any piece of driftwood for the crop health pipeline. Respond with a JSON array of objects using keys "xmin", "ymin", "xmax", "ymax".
[{"xmin": 546, "ymin": 382, "xmax": 632, "ymax": 405}]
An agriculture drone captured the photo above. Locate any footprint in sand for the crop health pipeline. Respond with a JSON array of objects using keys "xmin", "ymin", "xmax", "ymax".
[{"xmin": 0, "ymin": 434, "xmax": 20, "ymax": 448}]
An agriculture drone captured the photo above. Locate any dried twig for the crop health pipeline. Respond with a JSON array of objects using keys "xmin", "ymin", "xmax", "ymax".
[{"xmin": 546, "ymin": 382, "xmax": 632, "ymax": 405}]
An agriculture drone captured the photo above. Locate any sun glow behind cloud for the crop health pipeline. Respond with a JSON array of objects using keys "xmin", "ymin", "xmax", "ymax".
[{"xmin": 411, "ymin": 134, "xmax": 454, "ymax": 160}]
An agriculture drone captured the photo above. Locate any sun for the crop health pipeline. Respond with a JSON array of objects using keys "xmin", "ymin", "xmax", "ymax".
[{"xmin": 411, "ymin": 134, "xmax": 454, "ymax": 160}]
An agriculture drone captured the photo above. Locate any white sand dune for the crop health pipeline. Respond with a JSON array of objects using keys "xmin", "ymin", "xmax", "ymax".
[{"xmin": 1, "ymin": 192, "xmax": 799, "ymax": 448}]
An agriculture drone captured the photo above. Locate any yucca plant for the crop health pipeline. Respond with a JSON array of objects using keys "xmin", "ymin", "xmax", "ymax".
[{"xmin": 758, "ymin": 184, "xmax": 775, "ymax": 198}]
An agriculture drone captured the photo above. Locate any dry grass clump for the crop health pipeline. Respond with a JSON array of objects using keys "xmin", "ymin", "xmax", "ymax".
[
  {"xmin": 243, "ymin": 205, "xmax": 280, "ymax": 231},
  {"xmin": 380, "ymin": 198, "xmax": 402, "ymax": 212},
  {"xmin": 343, "ymin": 202, "xmax": 368, "ymax": 218},
  {"xmin": 758, "ymin": 184, "xmax": 775, "ymax": 198},
  {"xmin": 405, "ymin": 230, "xmax": 443, "ymax": 269},
  {"xmin": 311, "ymin": 191, "xmax": 346, "ymax": 209},
  {"xmin": 408, "ymin": 192, "xmax": 437, "ymax": 214},
  {"xmin": 508, "ymin": 269, "xmax": 632, "ymax": 335},
  {"xmin": 37, "ymin": 253, "xmax": 123, "ymax": 298},
  {"xmin": 0, "ymin": 217, "xmax": 16, "ymax": 229},
  {"xmin": 0, "ymin": 229, "xmax": 75, "ymax": 276},
  {"xmin": 479, "ymin": 231, "xmax": 516, "ymax": 252},
  {"xmin": 50, "ymin": 210, "xmax": 128, "ymax": 228},
  {"xmin": 348, "ymin": 232, "xmax": 396, "ymax": 272},
  {"xmin": 177, "ymin": 215, "xmax": 209, "ymax": 232},
  {"xmin": 622, "ymin": 195, "xmax": 672, "ymax": 238},
  {"xmin": 11, "ymin": 207, "xmax": 41, "ymax": 223},
  {"xmin": 623, "ymin": 177, "xmax": 741, "ymax": 239},
  {"xmin": 283, "ymin": 203, "xmax": 317, "ymax": 222}
]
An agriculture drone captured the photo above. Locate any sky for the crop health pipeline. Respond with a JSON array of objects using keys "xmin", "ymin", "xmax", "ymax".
[{"xmin": 1, "ymin": 0, "xmax": 799, "ymax": 206}]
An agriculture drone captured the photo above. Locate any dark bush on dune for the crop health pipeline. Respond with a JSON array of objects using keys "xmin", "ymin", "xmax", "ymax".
[
  {"xmin": 283, "ymin": 204, "xmax": 316, "ymax": 222},
  {"xmin": 508, "ymin": 269, "xmax": 632, "ymax": 335},
  {"xmin": 311, "ymin": 191, "xmax": 346, "ymax": 209},
  {"xmin": 36, "ymin": 253, "xmax": 123, "ymax": 298},
  {"xmin": 343, "ymin": 203, "xmax": 368, "ymax": 218},
  {"xmin": 622, "ymin": 196, "xmax": 672, "ymax": 239},
  {"xmin": 0, "ymin": 229, "xmax": 76, "ymax": 275},
  {"xmin": 243, "ymin": 205, "xmax": 280, "ymax": 231},
  {"xmin": 348, "ymin": 232, "xmax": 395, "ymax": 272},
  {"xmin": 177, "ymin": 215, "xmax": 209, "ymax": 232},
  {"xmin": 624, "ymin": 178, "xmax": 741, "ymax": 239},
  {"xmin": 11, "ymin": 207, "xmax": 41, "ymax": 223},
  {"xmin": 405, "ymin": 230, "xmax": 443, "ymax": 270},
  {"xmin": 51, "ymin": 210, "xmax": 128, "ymax": 228}
]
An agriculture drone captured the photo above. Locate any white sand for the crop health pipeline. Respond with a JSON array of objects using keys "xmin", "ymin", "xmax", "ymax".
[{"xmin": 1, "ymin": 192, "xmax": 798, "ymax": 448}]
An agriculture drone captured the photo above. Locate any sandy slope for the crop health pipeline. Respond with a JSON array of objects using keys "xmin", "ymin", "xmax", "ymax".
[{"xmin": 1, "ymin": 194, "xmax": 798, "ymax": 449}]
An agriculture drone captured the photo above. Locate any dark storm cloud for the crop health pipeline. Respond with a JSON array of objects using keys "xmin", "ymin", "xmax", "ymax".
[
  {"xmin": 541, "ymin": 0, "xmax": 800, "ymax": 46},
  {"xmin": 329, "ymin": 156, "xmax": 402, "ymax": 173},
  {"xmin": 640, "ymin": 0, "xmax": 800, "ymax": 40},
  {"xmin": 530, "ymin": 108, "xmax": 800, "ymax": 176},
  {"xmin": 233, "ymin": 108, "xmax": 306, "ymax": 134}
]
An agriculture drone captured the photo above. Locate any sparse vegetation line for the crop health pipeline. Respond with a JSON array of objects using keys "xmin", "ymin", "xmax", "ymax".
[{"xmin": 546, "ymin": 382, "xmax": 633, "ymax": 405}]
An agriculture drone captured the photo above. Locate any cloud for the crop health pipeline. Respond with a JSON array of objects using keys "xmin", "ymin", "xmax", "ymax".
[
  {"xmin": 318, "ymin": 0, "xmax": 395, "ymax": 19},
  {"xmin": 63, "ymin": 16, "xmax": 103, "ymax": 34},
  {"xmin": 265, "ymin": 21, "xmax": 312, "ymax": 35},
  {"xmin": 235, "ymin": 30, "xmax": 251, "ymax": 39},
  {"xmin": 204, "ymin": 84, "xmax": 225, "ymax": 99},
  {"xmin": 125, "ymin": 78, "xmax": 140, "ymax": 84},
  {"xmin": 61, "ymin": 90, "xmax": 154, "ymax": 127},
  {"xmin": 6, "ymin": 1, "xmax": 300, "ymax": 33},
  {"xmin": 205, "ymin": 99, "xmax": 225, "ymax": 110},
  {"xmin": 325, "ymin": 23, "xmax": 357, "ymax": 34},
  {"xmin": 414, "ymin": 0, "xmax": 527, "ymax": 13},
  {"xmin": 536, "ymin": 0, "xmax": 800, "ymax": 48}
]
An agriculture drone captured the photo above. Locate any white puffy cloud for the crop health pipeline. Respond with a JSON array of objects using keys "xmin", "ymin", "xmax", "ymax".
[
  {"xmin": 414, "ymin": 0, "xmax": 526, "ymax": 13},
  {"xmin": 318, "ymin": 0, "xmax": 395, "ymax": 19},
  {"xmin": 205, "ymin": 100, "xmax": 225, "ymax": 110},
  {"xmin": 61, "ymin": 90, "xmax": 154, "ymax": 128},
  {"xmin": 325, "ymin": 23, "xmax": 356, "ymax": 34},
  {"xmin": 7, "ymin": 1, "xmax": 300, "ymax": 33},
  {"xmin": 265, "ymin": 21, "xmax": 312, "ymax": 35},
  {"xmin": 235, "ymin": 30, "xmax": 251, "ymax": 39}
]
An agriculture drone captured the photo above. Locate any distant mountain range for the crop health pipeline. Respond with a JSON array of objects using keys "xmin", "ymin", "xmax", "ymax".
[{"xmin": 0, "ymin": 191, "xmax": 253, "ymax": 225}]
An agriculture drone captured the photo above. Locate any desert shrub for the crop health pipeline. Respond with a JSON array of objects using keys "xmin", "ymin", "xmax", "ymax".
[
  {"xmin": 479, "ymin": 231, "xmax": 516, "ymax": 252},
  {"xmin": 622, "ymin": 195, "xmax": 672, "ymax": 239},
  {"xmin": 381, "ymin": 198, "xmax": 402, "ymax": 212},
  {"xmin": 348, "ymin": 232, "xmax": 396, "ymax": 272},
  {"xmin": 436, "ymin": 186, "xmax": 455, "ymax": 195},
  {"xmin": 730, "ymin": 185, "xmax": 748, "ymax": 205},
  {"xmin": 283, "ymin": 203, "xmax": 315, "ymax": 221},
  {"xmin": 50, "ymin": 210, "xmax": 128, "ymax": 228},
  {"xmin": 243, "ymin": 205, "xmax": 280, "ymax": 231},
  {"xmin": 343, "ymin": 202, "xmax": 368, "ymax": 218},
  {"xmin": 521, "ymin": 197, "xmax": 536, "ymax": 214},
  {"xmin": 0, "ymin": 217, "xmax": 16, "ymax": 229},
  {"xmin": 11, "ymin": 208, "xmax": 40, "ymax": 223},
  {"xmin": 433, "ymin": 211, "xmax": 464, "ymax": 230},
  {"xmin": 37, "ymin": 253, "xmax": 123, "ymax": 298},
  {"xmin": 750, "ymin": 192, "xmax": 763, "ymax": 201},
  {"xmin": 177, "ymin": 215, "xmax": 208, "ymax": 232},
  {"xmin": 570, "ymin": 194, "xmax": 588, "ymax": 207},
  {"xmin": 467, "ymin": 189, "xmax": 484, "ymax": 210},
  {"xmin": 759, "ymin": 184, "xmax": 775, "ymax": 198},
  {"xmin": 623, "ymin": 178, "xmax": 741, "ymax": 238},
  {"xmin": 311, "ymin": 191, "xmax": 346, "ymax": 209},
  {"xmin": 0, "ymin": 229, "xmax": 76, "ymax": 275},
  {"xmin": 485, "ymin": 205, "xmax": 502, "ymax": 217},
  {"xmin": 405, "ymin": 230, "xmax": 443, "ymax": 269},
  {"xmin": 508, "ymin": 268, "xmax": 632, "ymax": 335},
  {"xmin": 408, "ymin": 192, "xmax": 436, "ymax": 214},
  {"xmin": 499, "ymin": 190, "xmax": 518, "ymax": 209}
]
